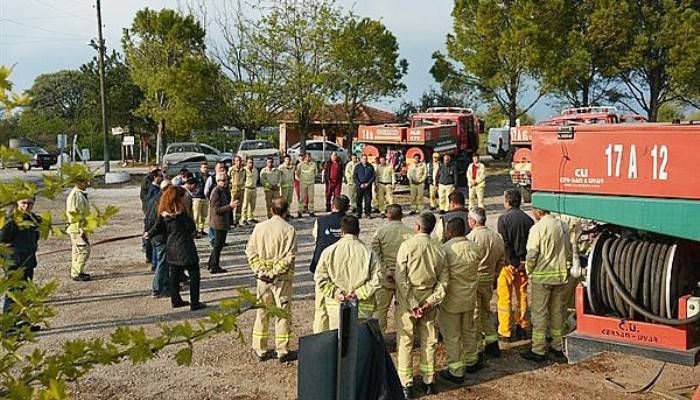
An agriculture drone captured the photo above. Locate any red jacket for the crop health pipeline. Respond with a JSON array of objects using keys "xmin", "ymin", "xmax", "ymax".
[{"xmin": 323, "ymin": 160, "xmax": 344, "ymax": 184}]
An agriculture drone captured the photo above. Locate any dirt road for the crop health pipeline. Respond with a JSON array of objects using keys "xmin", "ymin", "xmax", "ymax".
[{"xmin": 27, "ymin": 174, "xmax": 699, "ymax": 399}]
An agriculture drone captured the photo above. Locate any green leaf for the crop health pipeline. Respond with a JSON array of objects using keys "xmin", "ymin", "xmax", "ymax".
[{"xmin": 174, "ymin": 346, "xmax": 193, "ymax": 366}]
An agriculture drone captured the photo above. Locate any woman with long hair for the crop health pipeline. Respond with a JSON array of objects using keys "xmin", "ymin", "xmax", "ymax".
[{"xmin": 144, "ymin": 186, "xmax": 206, "ymax": 311}]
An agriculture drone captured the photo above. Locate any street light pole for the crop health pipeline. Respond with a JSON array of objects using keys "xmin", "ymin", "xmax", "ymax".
[{"xmin": 95, "ymin": 0, "xmax": 109, "ymax": 173}]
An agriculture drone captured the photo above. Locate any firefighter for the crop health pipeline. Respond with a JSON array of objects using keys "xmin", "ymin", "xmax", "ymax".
[
  {"xmin": 229, "ymin": 156, "xmax": 246, "ymax": 226},
  {"xmin": 555, "ymin": 213, "xmax": 586, "ymax": 333},
  {"xmin": 241, "ymin": 158, "xmax": 259, "ymax": 225},
  {"xmin": 375, "ymin": 155, "xmax": 395, "ymax": 216},
  {"xmin": 343, "ymin": 154, "xmax": 358, "ymax": 212},
  {"xmin": 279, "ymin": 155, "xmax": 296, "ymax": 212},
  {"xmin": 467, "ymin": 207, "xmax": 505, "ymax": 358},
  {"xmin": 396, "ymin": 212, "xmax": 447, "ymax": 398},
  {"xmin": 314, "ymin": 215, "xmax": 382, "ymax": 330},
  {"xmin": 296, "ymin": 152, "xmax": 317, "ymax": 218},
  {"xmin": 520, "ymin": 208, "xmax": 572, "ymax": 363},
  {"xmin": 371, "ymin": 204, "xmax": 414, "ymax": 333},
  {"xmin": 310, "ymin": 195, "xmax": 350, "ymax": 333},
  {"xmin": 260, "ymin": 157, "xmax": 281, "ymax": 219},
  {"xmin": 246, "ymin": 198, "xmax": 297, "ymax": 364},
  {"xmin": 437, "ymin": 217, "xmax": 483, "ymax": 384},
  {"xmin": 407, "ymin": 153, "xmax": 428, "ymax": 214},
  {"xmin": 433, "ymin": 191, "xmax": 470, "ymax": 243},
  {"xmin": 436, "ymin": 154, "xmax": 458, "ymax": 213},
  {"xmin": 467, "ymin": 153, "xmax": 486, "ymax": 209},
  {"xmin": 428, "ymin": 153, "xmax": 441, "ymax": 211},
  {"xmin": 192, "ymin": 162, "xmax": 210, "ymax": 236},
  {"xmin": 496, "ymin": 189, "xmax": 534, "ymax": 341},
  {"xmin": 67, "ymin": 177, "xmax": 92, "ymax": 281}
]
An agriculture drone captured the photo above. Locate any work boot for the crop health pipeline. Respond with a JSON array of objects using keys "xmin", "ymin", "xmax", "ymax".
[
  {"xmin": 309, "ymin": 212, "xmax": 316, "ymax": 217},
  {"xmin": 515, "ymin": 325, "xmax": 530, "ymax": 340},
  {"xmin": 498, "ymin": 334, "xmax": 512, "ymax": 343},
  {"xmin": 297, "ymin": 212, "xmax": 303, "ymax": 218},
  {"xmin": 424, "ymin": 383, "xmax": 436, "ymax": 395},
  {"xmin": 464, "ymin": 359, "xmax": 484, "ymax": 374},
  {"xmin": 253, "ymin": 350, "xmax": 275, "ymax": 362},
  {"xmin": 172, "ymin": 300, "xmax": 190, "ymax": 309},
  {"xmin": 190, "ymin": 302, "xmax": 207, "ymax": 311},
  {"xmin": 402, "ymin": 385, "xmax": 416, "ymax": 399},
  {"xmin": 548, "ymin": 349, "xmax": 567, "ymax": 363},
  {"xmin": 209, "ymin": 268, "xmax": 227, "ymax": 274},
  {"xmin": 439, "ymin": 369, "xmax": 464, "ymax": 384},
  {"xmin": 278, "ymin": 351, "xmax": 297, "ymax": 364},
  {"xmin": 484, "ymin": 341, "xmax": 501, "ymax": 358},
  {"xmin": 409, "ymin": 210, "xmax": 417, "ymax": 215},
  {"xmin": 520, "ymin": 350, "xmax": 546, "ymax": 363}
]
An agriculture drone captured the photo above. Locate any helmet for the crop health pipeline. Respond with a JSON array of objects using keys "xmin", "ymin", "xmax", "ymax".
[{"xmin": 433, "ymin": 152, "xmax": 441, "ymax": 159}]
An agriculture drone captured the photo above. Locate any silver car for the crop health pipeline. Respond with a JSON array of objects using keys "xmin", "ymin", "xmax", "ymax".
[
  {"xmin": 161, "ymin": 142, "xmax": 232, "ymax": 176},
  {"xmin": 287, "ymin": 140, "xmax": 348, "ymax": 164},
  {"xmin": 236, "ymin": 140, "xmax": 280, "ymax": 169}
]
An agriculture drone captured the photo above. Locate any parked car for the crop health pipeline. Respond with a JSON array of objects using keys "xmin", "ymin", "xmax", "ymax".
[
  {"xmin": 161, "ymin": 142, "xmax": 232, "ymax": 176},
  {"xmin": 287, "ymin": 140, "xmax": 348, "ymax": 164},
  {"xmin": 0, "ymin": 146, "xmax": 57, "ymax": 171},
  {"xmin": 236, "ymin": 140, "xmax": 280, "ymax": 169},
  {"xmin": 487, "ymin": 127, "xmax": 511, "ymax": 160}
]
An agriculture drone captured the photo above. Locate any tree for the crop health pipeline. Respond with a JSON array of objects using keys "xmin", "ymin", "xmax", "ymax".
[
  {"xmin": 0, "ymin": 65, "xmax": 30, "ymax": 118},
  {"xmin": 667, "ymin": 3, "xmax": 700, "ymax": 106},
  {"xmin": 123, "ymin": 8, "xmax": 221, "ymax": 162},
  {"xmin": 26, "ymin": 71, "xmax": 87, "ymax": 126},
  {"xmin": 434, "ymin": 0, "xmax": 543, "ymax": 127},
  {"xmin": 395, "ymin": 87, "xmax": 473, "ymax": 122},
  {"xmin": 482, "ymin": 103, "xmax": 535, "ymax": 132},
  {"xmin": 330, "ymin": 16, "xmax": 408, "ymax": 150}
]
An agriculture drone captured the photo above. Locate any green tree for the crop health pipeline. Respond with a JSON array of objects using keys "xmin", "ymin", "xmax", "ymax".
[
  {"xmin": 330, "ymin": 16, "xmax": 408, "ymax": 150},
  {"xmin": 394, "ymin": 87, "xmax": 473, "ymax": 122},
  {"xmin": 667, "ymin": 4, "xmax": 700, "ymax": 106},
  {"xmin": 0, "ymin": 65, "xmax": 31, "ymax": 118},
  {"xmin": 434, "ymin": 0, "xmax": 543, "ymax": 127},
  {"xmin": 123, "ymin": 8, "xmax": 221, "ymax": 162},
  {"xmin": 656, "ymin": 102, "xmax": 686, "ymax": 121},
  {"xmin": 482, "ymin": 103, "xmax": 535, "ymax": 132}
]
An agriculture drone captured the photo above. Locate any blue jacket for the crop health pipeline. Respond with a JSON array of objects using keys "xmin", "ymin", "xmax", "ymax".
[
  {"xmin": 310, "ymin": 211, "xmax": 345, "ymax": 273},
  {"xmin": 353, "ymin": 162, "xmax": 375, "ymax": 187}
]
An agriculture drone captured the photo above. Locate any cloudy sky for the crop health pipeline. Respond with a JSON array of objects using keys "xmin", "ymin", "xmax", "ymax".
[{"xmin": 0, "ymin": 0, "xmax": 551, "ymax": 118}]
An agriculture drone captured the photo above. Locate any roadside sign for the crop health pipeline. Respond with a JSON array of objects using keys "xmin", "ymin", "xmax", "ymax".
[
  {"xmin": 57, "ymin": 133, "xmax": 67, "ymax": 148},
  {"xmin": 112, "ymin": 127, "xmax": 124, "ymax": 135},
  {"xmin": 122, "ymin": 135, "xmax": 135, "ymax": 146}
]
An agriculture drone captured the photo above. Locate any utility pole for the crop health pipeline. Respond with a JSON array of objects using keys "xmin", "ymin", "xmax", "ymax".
[{"xmin": 95, "ymin": 0, "xmax": 110, "ymax": 173}]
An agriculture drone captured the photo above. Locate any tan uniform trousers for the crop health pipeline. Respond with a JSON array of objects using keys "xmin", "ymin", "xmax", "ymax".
[
  {"xmin": 252, "ymin": 277, "xmax": 292, "ymax": 357},
  {"xmin": 438, "ymin": 309, "xmax": 479, "ymax": 377},
  {"xmin": 241, "ymin": 187, "xmax": 257, "ymax": 222},
  {"xmin": 374, "ymin": 286, "xmax": 395, "ymax": 333},
  {"xmin": 468, "ymin": 183, "xmax": 486, "ymax": 209},
  {"xmin": 344, "ymin": 183, "xmax": 356, "ymax": 209},
  {"xmin": 561, "ymin": 276, "xmax": 583, "ymax": 334},
  {"xmin": 396, "ymin": 307, "xmax": 438, "ymax": 386},
  {"xmin": 429, "ymin": 184, "xmax": 439, "ymax": 209},
  {"xmin": 313, "ymin": 285, "xmax": 329, "ymax": 334},
  {"xmin": 299, "ymin": 182, "xmax": 314, "ymax": 213},
  {"xmin": 496, "ymin": 265, "xmax": 530, "ymax": 338},
  {"xmin": 192, "ymin": 198, "xmax": 208, "ymax": 232},
  {"xmin": 531, "ymin": 282, "xmax": 566, "ymax": 356},
  {"xmin": 438, "ymin": 184, "xmax": 454, "ymax": 212},
  {"xmin": 475, "ymin": 282, "xmax": 499, "ymax": 352},
  {"xmin": 231, "ymin": 187, "xmax": 245, "ymax": 223},
  {"xmin": 409, "ymin": 184, "xmax": 424, "ymax": 212},
  {"xmin": 376, "ymin": 183, "xmax": 394, "ymax": 212},
  {"xmin": 264, "ymin": 188, "xmax": 280, "ymax": 219},
  {"xmin": 69, "ymin": 232, "xmax": 91, "ymax": 278},
  {"xmin": 280, "ymin": 186, "xmax": 294, "ymax": 210}
]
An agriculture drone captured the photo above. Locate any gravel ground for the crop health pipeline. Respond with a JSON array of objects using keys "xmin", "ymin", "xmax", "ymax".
[{"xmin": 25, "ymin": 173, "xmax": 700, "ymax": 399}]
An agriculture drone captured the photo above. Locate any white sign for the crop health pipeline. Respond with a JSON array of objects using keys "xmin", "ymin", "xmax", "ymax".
[
  {"xmin": 122, "ymin": 135, "xmax": 135, "ymax": 146},
  {"xmin": 112, "ymin": 126, "xmax": 129, "ymax": 136},
  {"xmin": 57, "ymin": 133, "xmax": 68, "ymax": 148}
]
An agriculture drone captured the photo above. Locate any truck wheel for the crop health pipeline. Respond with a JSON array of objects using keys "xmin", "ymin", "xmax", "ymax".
[{"xmin": 520, "ymin": 187, "xmax": 532, "ymax": 204}]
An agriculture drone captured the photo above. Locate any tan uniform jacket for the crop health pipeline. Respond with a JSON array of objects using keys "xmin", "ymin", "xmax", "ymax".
[
  {"xmin": 467, "ymin": 226, "xmax": 506, "ymax": 283},
  {"xmin": 441, "ymin": 237, "xmax": 482, "ymax": 314},
  {"xmin": 260, "ymin": 167, "xmax": 281, "ymax": 190},
  {"xmin": 66, "ymin": 187, "xmax": 90, "ymax": 234},
  {"xmin": 396, "ymin": 233, "xmax": 448, "ymax": 309},
  {"xmin": 314, "ymin": 235, "xmax": 382, "ymax": 311},
  {"xmin": 407, "ymin": 162, "xmax": 428, "ymax": 185},
  {"xmin": 371, "ymin": 221, "xmax": 414, "ymax": 288},
  {"xmin": 279, "ymin": 164, "xmax": 295, "ymax": 188},
  {"xmin": 467, "ymin": 162, "xmax": 486, "ymax": 187},
  {"xmin": 243, "ymin": 167, "xmax": 259, "ymax": 189},
  {"xmin": 555, "ymin": 213, "xmax": 584, "ymax": 257},
  {"xmin": 431, "ymin": 161, "xmax": 440, "ymax": 183},
  {"xmin": 229, "ymin": 167, "xmax": 246, "ymax": 190},
  {"xmin": 246, "ymin": 215, "xmax": 297, "ymax": 278},
  {"xmin": 344, "ymin": 162, "xmax": 357, "ymax": 184},
  {"xmin": 525, "ymin": 214, "xmax": 572, "ymax": 284},
  {"xmin": 297, "ymin": 161, "xmax": 317, "ymax": 184},
  {"xmin": 376, "ymin": 164, "xmax": 395, "ymax": 185}
]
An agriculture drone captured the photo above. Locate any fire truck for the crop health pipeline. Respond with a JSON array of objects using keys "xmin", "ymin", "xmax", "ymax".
[
  {"xmin": 510, "ymin": 106, "xmax": 645, "ymax": 202},
  {"xmin": 356, "ymin": 107, "xmax": 483, "ymax": 185}
]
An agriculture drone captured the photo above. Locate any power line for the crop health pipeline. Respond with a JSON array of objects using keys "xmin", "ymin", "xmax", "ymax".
[
  {"xmin": 31, "ymin": 0, "xmax": 94, "ymax": 24},
  {"xmin": 0, "ymin": 18, "xmax": 84, "ymax": 39}
]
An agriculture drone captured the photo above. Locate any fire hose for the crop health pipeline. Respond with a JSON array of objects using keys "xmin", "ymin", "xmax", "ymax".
[{"xmin": 36, "ymin": 233, "xmax": 144, "ymax": 257}]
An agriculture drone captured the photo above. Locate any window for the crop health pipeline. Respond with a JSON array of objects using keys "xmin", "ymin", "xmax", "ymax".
[
  {"xmin": 240, "ymin": 140, "xmax": 274, "ymax": 150},
  {"xmin": 200, "ymin": 144, "xmax": 219, "ymax": 155},
  {"xmin": 167, "ymin": 144, "xmax": 199, "ymax": 154},
  {"xmin": 306, "ymin": 142, "xmax": 322, "ymax": 151}
]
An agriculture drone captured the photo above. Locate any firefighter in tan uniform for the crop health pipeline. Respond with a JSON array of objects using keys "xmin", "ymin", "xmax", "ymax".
[
  {"xmin": 467, "ymin": 154, "xmax": 486, "ymax": 209},
  {"xmin": 407, "ymin": 153, "xmax": 427, "ymax": 214},
  {"xmin": 520, "ymin": 209, "xmax": 572, "ymax": 363},
  {"xmin": 371, "ymin": 204, "xmax": 414, "ymax": 333},
  {"xmin": 467, "ymin": 207, "xmax": 505, "ymax": 358},
  {"xmin": 296, "ymin": 153, "xmax": 317, "ymax": 217},
  {"xmin": 66, "ymin": 177, "xmax": 92, "ymax": 281},
  {"xmin": 375, "ymin": 155, "xmax": 395, "ymax": 215},
  {"xmin": 241, "ymin": 158, "xmax": 259, "ymax": 224},
  {"xmin": 428, "ymin": 153, "xmax": 441, "ymax": 210},
  {"xmin": 314, "ymin": 215, "xmax": 382, "ymax": 330},
  {"xmin": 555, "ymin": 212, "xmax": 585, "ymax": 332},
  {"xmin": 279, "ymin": 155, "xmax": 296, "ymax": 211},
  {"xmin": 246, "ymin": 198, "xmax": 297, "ymax": 363},
  {"xmin": 395, "ymin": 212, "xmax": 447, "ymax": 398},
  {"xmin": 438, "ymin": 217, "xmax": 484, "ymax": 384},
  {"xmin": 343, "ymin": 154, "xmax": 358, "ymax": 211},
  {"xmin": 229, "ymin": 156, "xmax": 246, "ymax": 225},
  {"xmin": 260, "ymin": 157, "xmax": 281, "ymax": 219}
]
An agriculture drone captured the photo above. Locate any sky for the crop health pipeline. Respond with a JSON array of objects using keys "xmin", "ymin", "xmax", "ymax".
[{"xmin": 0, "ymin": 0, "xmax": 552, "ymax": 119}]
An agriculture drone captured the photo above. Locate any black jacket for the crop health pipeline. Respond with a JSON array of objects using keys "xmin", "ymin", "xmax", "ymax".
[
  {"xmin": 1, "ymin": 211, "xmax": 41, "ymax": 269},
  {"xmin": 437, "ymin": 162, "xmax": 458, "ymax": 185},
  {"xmin": 147, "ymin": 212, "xmax": 199, "ymax": 267},
  {"xmin": 140, "ymin": 175, "xmax": 154, "ymax": 213},
  {"xmin": 497, "ymin": 207, "xmax": 534, "ymax": 266},
  {"xmin": 192, "ymin": 172, "xmax": 208, "ymax": 199},
  {"xmin": 310, "ymin": 211, "xmax": 345, "ymax": 273},
  {"xmin": 209, "ymin": 186, "xmax": 233, "ymax": 231},
  {"xmin": 143, "ymin": 191, "xmax": 165, "ymax": 246}
]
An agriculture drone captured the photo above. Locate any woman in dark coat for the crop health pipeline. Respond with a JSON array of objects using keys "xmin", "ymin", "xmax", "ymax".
[{"xmin": 144, "ymin": 186, "xmax": 206, "ymax": 311}]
